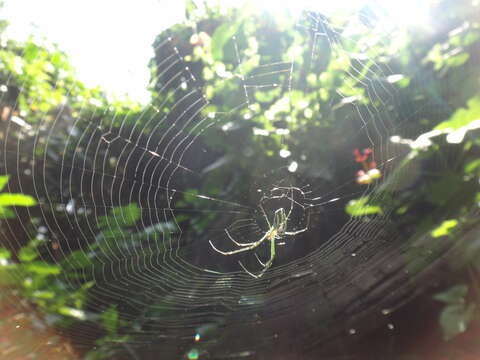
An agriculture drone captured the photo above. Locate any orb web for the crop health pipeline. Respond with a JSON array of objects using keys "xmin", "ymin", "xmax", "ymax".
[{"xmin": 1, "ymin": 4, "xmax": 478, "ymax": 359}]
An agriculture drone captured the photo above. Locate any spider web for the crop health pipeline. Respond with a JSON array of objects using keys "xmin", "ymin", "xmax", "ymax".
[{"xmin": 1, "ymin": 4, "xmax": 477, "ymax": 359}]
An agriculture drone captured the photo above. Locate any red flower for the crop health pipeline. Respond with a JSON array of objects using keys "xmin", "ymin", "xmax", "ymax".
[
  {"xmin": 353, "ymin": 148, "xmax": 381, "ymax": 184},
  {"xmin": 353, "ymin": 148, "xmax": 372, "ymax": 163}
]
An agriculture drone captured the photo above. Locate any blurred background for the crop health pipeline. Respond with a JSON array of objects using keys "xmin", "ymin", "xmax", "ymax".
[{"xmin": 0, "ymin": 0, "xmax": 479, "ymax": 359}]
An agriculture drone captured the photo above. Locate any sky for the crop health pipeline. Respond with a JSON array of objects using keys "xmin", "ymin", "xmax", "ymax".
[
  {"xmin": 2, "ymin": 0, "xmax": 185, "ymax": 104},
  {"xmin": 1, "ymin": 0, "xmax": 429, "ymax": 104}
]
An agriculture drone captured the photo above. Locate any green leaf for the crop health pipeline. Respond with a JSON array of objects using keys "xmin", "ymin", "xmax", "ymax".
[
  {"xmin": 345, "ymin": 197, "xmax": 383, "ymax": 217},
  {"xmin": 100, "ymin": 228, "xmax": 129, "ymax": 240},
  {"xmin": 397, "ymin": 77, "xmax": 411, "ymax": 88},
  {"xmin": 61, "ymin": 250, "xmax": 92, "ymax": 270},
  {"xmin": 462, "ymin": 31, "xmax": 480, "ymax": 46},
  {"xmin": 431, "ymin": 219, "xmax": 458, "ymax": 238},
  {"xmin": 97, "ymin": 203, "xmax": 141, "ymax": 229},
  {"xmin": 58, "ymin": 306, "xmax": 87, "ymax": 320},
  {"xmin": 0, "ymin": 193, "xmax": 37, "ymax": 207},
  {"xmin": 185, "ymin": 0, "xmax": 198, "ymax": 18},
  {"xmin": 254, "ymin": 88, "xmax": 281, "ymax": 103},
  {"xmin": 464, "ymin": 159, "xmax": 480, "ymax": 174},
  {"xmin": 0, "ymin": 247, "xmax": 11, "ymax": 259},
  {"xmin": 435, "ymin": 95, "xmax": 480, "ymax": 131},
  {"xmin": 434, "ymin": 284, "xmax": 467, "ymax": 304},
  {"xmin": 0, "ymin": 265, "xmax": 22, "ymax": 286},
  {"xmin": 211, "ymin": 20, "xmax": 243, "ymax": 61},
  {"xmin": 102, "ymin": 306, "xmax": 119, "ymax": 335},
  {"xmin": 439, "ymin": 303, "xmax": 475, "ymax": 340},
  {"xmin": 445, "ymin": 52, "xmax": 469, "ymax": 68},
  {"xmin": 434, "ymin": 285, "xmax": 476, "ymax": 339},
  {"xmin": 24, "ymin": 261, "xmax": 61, "ymax": 275},
  {"xmin": 32, "ymin": 290, "xmax": 55, "ymax": 299},
  {"xmin": 0, "ymin": 175, "xmax": 9, "ymax": 191},
  {"xmin": 18, "ymin": 246, "xmax": 38, "ymax": 262},
  {"xmin": 0, "ymin": 206, "xmax": 15, "ymax": 219}
]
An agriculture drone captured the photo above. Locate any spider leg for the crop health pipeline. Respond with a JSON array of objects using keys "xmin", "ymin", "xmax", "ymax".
[
  {"xmin": 284, "ymin": 228, "xmax": 308, "ymax": 236},
  {"xmin": 238, "ymin": 261, "xmax": 262, "ymax": 278},
  {"xmin": 284, "ymin": 210, "xmax": 310, "ymax": 236},
  {"xmin": 254, "ymin": 252, "xmax": 266, "ymax": 267},
  {"xmin": 259, "ymin": 203, "xmax": 272, "ymax": 228},
  {"xmin": 224, "ymin": 229, "xmax": 257, "ymax": 246},
  {"xmin": 239, "ymin": 237, "xmax": 277, "ymax": 278},
  {"xmin": 209, "ymin": 232, "xmax": 269, "ymax": 256}
]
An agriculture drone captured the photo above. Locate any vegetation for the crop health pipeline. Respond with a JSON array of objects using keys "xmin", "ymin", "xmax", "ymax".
[{"xmin": 0, "ymin": 0, "xmax": 479, "ymax": 358}]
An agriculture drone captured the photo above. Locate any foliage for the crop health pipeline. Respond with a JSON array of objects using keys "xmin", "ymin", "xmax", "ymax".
[
  {"xmin": 435, "ymin": 95, "xmax": 480, "ymax": 132},
  {"xmin": 0, "ymin": 0, "xmax": 480, "ymax": 358},
  {"xmin": 0, "ymin": 238, "xmax": 93, "ymax": 321},
  {"xmin": 0, "ymin": 175, "xmax": 36, "ymax": 219},
  {"xmin": 0, "ymin": 199, "xmax": 171, "ymax": 358},
  {"xmin": 434, "ymin": 284, "xmax": 476, "ymax": 340},
  {"xmin": 345, "ymin": 196, "xmax": 383, "ymax": 217},
  {"xmin": 0, "ymin": 32, "xmax": 104, "ymax": 124},
  {"xmin": 431, "ymin": 219, "xmax": 459, "ymax": 238}
]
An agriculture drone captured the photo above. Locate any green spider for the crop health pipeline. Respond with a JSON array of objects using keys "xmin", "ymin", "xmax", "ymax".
[{"xmin": 209, "ymin": 203, "xmax": 308, "ymax": 278}]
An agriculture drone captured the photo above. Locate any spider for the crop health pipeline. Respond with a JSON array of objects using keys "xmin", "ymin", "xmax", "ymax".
[{"xmin": 209, "ymin": 190, "xmax": 308, "ymax": 278}]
